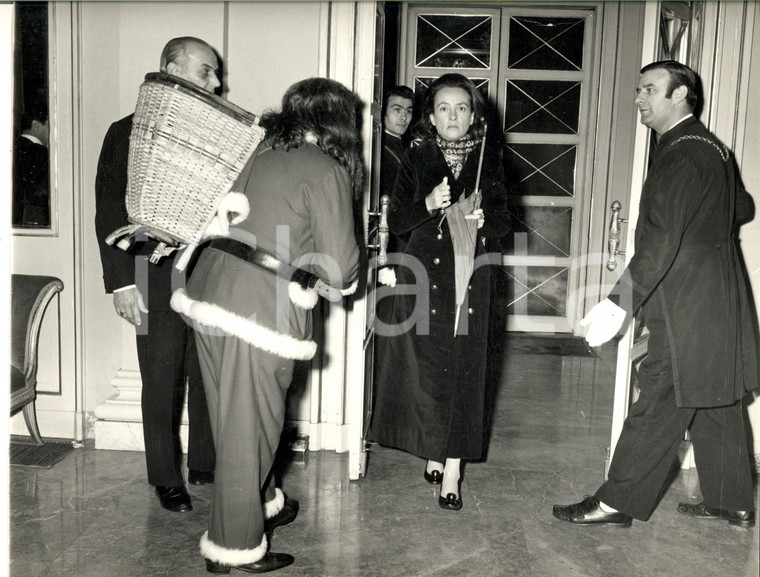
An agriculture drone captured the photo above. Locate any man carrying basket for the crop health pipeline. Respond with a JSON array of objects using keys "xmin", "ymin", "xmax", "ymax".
[{"xmin": 94, "ymin": 37, "xmax": 219, "ymax": 513}]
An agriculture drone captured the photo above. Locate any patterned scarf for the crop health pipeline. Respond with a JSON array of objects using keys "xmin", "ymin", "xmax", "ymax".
[{"xmin": 436, "ymin": 134, "xmax": 481, "ymax": 179}]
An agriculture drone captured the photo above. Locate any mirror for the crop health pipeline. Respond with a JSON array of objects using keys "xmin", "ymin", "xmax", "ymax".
[{"xmin": 12, "ymin": 2, "xmax": 51, "ymax": 230}]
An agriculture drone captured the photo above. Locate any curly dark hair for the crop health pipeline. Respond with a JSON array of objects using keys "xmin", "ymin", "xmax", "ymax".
[
  {"xmin": 260, "ymin": 77, "xmax": 365, "ymax": 198},
  {"xmin": 410, "ymin": 73, "xmax": 487, "ymax": 142}
]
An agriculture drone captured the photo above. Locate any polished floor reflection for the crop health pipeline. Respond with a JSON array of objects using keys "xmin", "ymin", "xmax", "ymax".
[{"xmin": 9, "ymin": 338, "xmax": 759, "ymax": 576}]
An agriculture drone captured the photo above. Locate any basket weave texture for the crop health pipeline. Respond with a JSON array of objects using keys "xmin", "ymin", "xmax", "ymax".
[{"xmin": 126, "ymin": 74, "xmax": 265, "ymax": 246}]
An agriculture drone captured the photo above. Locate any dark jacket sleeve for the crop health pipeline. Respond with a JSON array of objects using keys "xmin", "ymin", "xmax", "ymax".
[
  {"xmin": 610, "ymin": 151, "xmax": 706, "ymax": 314},
  {"xmin": 94, "ymin": 116, "xmax": 135, "ymax": 293},
  {"xmin": 388, "ymin": 146, "xmax": 440, "ymax": 236},
  {"xmin": 307, "ymin": 163, "xmax": 361, "ymax": 290}
]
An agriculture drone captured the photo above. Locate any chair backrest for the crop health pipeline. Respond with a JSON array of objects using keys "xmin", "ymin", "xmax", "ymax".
[{"xmin": 10, "ymin": 275, "xmax": 65, "ymax": 381}]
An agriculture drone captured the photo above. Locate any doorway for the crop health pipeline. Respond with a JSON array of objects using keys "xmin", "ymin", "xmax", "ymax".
[{"xmin": 396, "ymin": 2, "xmax": 637, "ymax": 333}]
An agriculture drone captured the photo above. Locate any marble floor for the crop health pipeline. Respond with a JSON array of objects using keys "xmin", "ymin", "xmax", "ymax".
[{"xmin": 8, "ymin": 338, "xmax": 759, "ymax": 577}]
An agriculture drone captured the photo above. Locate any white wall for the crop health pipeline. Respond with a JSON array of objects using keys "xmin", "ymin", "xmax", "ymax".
[
  {"xmin": 738, "ymin": 4, "xmax": 760, "ymax": 463},
  {"xmin": 79, "ymin": 2, "xmax": 325, "ymax": 415}
]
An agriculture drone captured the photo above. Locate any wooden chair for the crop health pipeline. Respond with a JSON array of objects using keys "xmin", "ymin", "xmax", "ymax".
[{"xmin": 10, "ymin": 274, "xmax": 64, "ymax": 445}]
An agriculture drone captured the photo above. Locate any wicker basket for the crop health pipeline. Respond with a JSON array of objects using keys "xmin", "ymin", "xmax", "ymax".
[{"xmin": 107, "ymin": 72, "xmax": 265, "ymax": 267}]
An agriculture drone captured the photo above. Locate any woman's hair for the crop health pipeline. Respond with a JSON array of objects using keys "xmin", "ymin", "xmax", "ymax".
[
  {"xmin": 260, "ymin": 77, "xmax": 364, "ymax": 197},
  {"xmin": 410, "ymin": 73, "xmax": 487, "ymax": 142}
]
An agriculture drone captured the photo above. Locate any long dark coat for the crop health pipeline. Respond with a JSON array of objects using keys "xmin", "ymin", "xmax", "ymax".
[
  {"xmin": 611, "ymin": 117, "xmax": 759, "ymax": 407},
  {"xmin": 371, "ymin": 139, "xmax": 510, "ymax": 462}
]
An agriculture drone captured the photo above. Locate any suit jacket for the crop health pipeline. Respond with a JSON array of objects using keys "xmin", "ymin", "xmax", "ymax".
[
  {"xmin": 12, "ymin": 135, "xmax": 50, "ymax": 226},
  {"xmin": 95, "ymin": 114, "xmax": 136, "ymax": 293},
  {"xmin": 611, "ymin": 116, "xmax": 759, "ymax": 407}
]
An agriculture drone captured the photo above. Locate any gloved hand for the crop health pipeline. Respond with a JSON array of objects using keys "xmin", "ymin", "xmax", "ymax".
[
  {"xmin": 378, "ymin": 266, "xmax": 397, "ymax": 287},
  {"xmin": 580, "ymin": 298, "xmax": 627, "ymax": 347}
]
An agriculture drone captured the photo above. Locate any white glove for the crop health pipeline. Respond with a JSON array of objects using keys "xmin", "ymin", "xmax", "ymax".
[
  {"xmin": 580, "ymin": 298, "xmax": 627, "ymax": 347},
  {"xmin": 377, "ymin": 266, "xmax": 397, "ymax": 287}
]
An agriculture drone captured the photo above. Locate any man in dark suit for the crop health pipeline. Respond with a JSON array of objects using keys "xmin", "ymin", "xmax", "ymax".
[
  {"xmin": 12, "ymin": 100, "xmax": 50, "ymax": 227},
  {"xmin": 376, "ymin": 85, "xmax": 414, "ymax": 291},
  {"xmin": 94, "ymin": 37, "xmax": 219, "ymax": 513},
  {"xmin": 553, "ymin": 60, "xmax": 758, "ymax": 528}
]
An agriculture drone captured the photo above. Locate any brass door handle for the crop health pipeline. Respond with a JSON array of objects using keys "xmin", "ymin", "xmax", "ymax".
[
  {"xmin": 367, "ymin": 195, "xmax": 390, "ymax": 265},
  {"xmin": 607, "ymin": 200, "xmax": 628, "ymax": 271}
]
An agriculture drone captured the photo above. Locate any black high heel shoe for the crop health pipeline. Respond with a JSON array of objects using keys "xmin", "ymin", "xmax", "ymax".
[
  {"xmin": 439, "ymin": 491, "xmax": 462, "ymax": 511},
  {"xmin": 423, "ymin": 468, "xmax": 443, "ymax": 484},
  {"xmin": 438, "ymin": 462, "xmax": 463, "ymax": 511}
]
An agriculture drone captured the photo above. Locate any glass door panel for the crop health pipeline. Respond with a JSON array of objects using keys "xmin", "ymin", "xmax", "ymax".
[
  {"xmin": 401, "ymin": 4, "xmax": 598, "ymax": 333},
  {"xmin": 500, "ymin": 7, "xmax": 595, "ymax": 332},
  {"xmin": 406, "ymin": 6, "xmax": 501, "ymax": 105}
]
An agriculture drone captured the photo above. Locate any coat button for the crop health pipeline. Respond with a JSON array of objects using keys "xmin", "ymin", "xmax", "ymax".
[
  {"xmin": 468, "ymin": 308, "xmax": 474, "ymax": 314},
  {"xmin": 432, "ymin": 284, "xmax": 438, "ymax": 290},
  {"xmin": 431, "ymin": 309, "xmax": 437, "ymax": 315},
  {"xmin": 433, "ymin": 258, "xmax": 440, "ymax": 265}
]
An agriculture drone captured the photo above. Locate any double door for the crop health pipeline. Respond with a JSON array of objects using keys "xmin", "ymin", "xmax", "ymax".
[
  {"xmin": 356, "ymin": 1, "xmax": 649, "ymax": 478},
  {"xmin": 399, "ymin": 3, "xmax": 610, "ymax": 333}
]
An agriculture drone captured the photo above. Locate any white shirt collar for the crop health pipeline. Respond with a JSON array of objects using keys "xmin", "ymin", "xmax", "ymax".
[
  {"xmin": 21, "ymin": 133, "xmax": 44, "ymax": 146},
  {"xmin": 384, "ymin": 130, "xmax": 403, "ymax": 140},
  {"xmin": 665, "ymin": 114, "xmax": 693, "ymax": 134}
]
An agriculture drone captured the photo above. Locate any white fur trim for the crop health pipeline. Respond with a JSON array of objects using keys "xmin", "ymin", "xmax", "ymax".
[
  {"xmin": 264, "ymin": 488, "xmax": 285, "ymax": 519},
  {"xmin": 201, "ymin": 192, "xmax": 250, "ymax": 240},
  {"xmin": 341, "ymin": 278, "xmax": 359, "ymax": 296},
  {"xmin": 219, "ymin": 192, "xmax": 250, "ymax": 226},
  {"xmin": 288, "ymin": 282, "xmax": 319, "ymax": 310},
  {"xmin": 171, "ymin": 289, "xmax": 317, "ymax": 361},
  {"xmin": 200, "ymin": 531, "xmax": 267, "ymax": 565}
]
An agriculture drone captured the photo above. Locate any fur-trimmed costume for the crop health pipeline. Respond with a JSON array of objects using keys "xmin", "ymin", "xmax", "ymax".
[{"xmin": 174, "ymin": 142, "xmax": 359, "ymax": 564}]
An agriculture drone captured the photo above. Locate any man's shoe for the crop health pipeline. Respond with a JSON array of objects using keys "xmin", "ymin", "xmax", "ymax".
[
  {"xmin": 553, "ymin": 495, "xmax": 632, "ymax": 527},
  {"xmin": 677, "ymin": 502, "xmax": 755, "ymax": 528},
  {"xmin": 155, "ymin": 485, "xmax": 192, "ymax": 512},
  {"xmin": 205, "ymin": 552, "xmax": 295, "ymax": 574},
  {"xmin": 265, "ymin": 496, "xmax": 299, "ymax": 537},
  {"xmin": 188, "ymin": 470, "xmax": 215, "ymax": 485}
]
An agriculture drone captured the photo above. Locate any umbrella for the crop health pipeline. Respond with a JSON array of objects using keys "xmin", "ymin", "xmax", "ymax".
[
  {"xmin": 444, "ymin": 124, "xmax": 487, "ymax": 336},
  {"xmin": 445, "ymin": 191, "xmax": 481, "ymax": 336}
]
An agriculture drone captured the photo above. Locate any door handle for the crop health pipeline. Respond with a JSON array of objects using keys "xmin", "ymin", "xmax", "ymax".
[
  {"xmin": 367, "ymin": 195, "xmax": 390, "ymax": 265},
  {"xmin": 606, "ymin": 200, "xmax": 628, "ymax": 271}
]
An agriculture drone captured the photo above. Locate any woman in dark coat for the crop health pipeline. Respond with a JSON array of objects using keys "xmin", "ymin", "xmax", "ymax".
[{"xmin": 371, "ymin": 74, "xmax": 510, "ymax": 510}]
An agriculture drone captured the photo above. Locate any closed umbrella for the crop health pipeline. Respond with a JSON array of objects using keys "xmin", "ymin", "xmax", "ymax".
[{"xmin": 445, "ymin": 124, "xmax": 487, "ymax": 336}]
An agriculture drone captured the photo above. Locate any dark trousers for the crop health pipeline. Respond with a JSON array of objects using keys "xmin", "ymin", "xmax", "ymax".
[
  {"xmin": 195, "ymin": 330, "xmax": 291, "ymax": 554},
  {"xmin": 135, "ymin": 255, "xmax": 215, "ymax": 487},
  {"xmin": 596, "ymin": 316, "xmax": 754, "ymax": 520}
]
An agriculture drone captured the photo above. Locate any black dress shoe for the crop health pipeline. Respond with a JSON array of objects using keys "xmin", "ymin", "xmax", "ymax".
[
  {"xmin": 439, "ymin": 492, "xmax": 462, "ymax": 511},
  {"xmin": 552, "ymin": 496, "xmax": 632, "ymax": 527},
  {"xmin": 188, "ymin": 469, "xmax": 215, "ymax": 485},
  {"xmin": 265, "ymin": 496, "xmax": 299, "ymax": 537},
  {"xmin": 677, "ymin": 501, "xmax": 756, "ymax": 528},
  {"xmin": 424, "ymin": 469, "xmax": 443, "ymax": 484},
  {"xmin": 155, "ymin": 485, "xmax": 192, "ymax": 512},
  {"xmin": 205, "ymin": 552, "xmax": 295, "ymax": 574}
]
